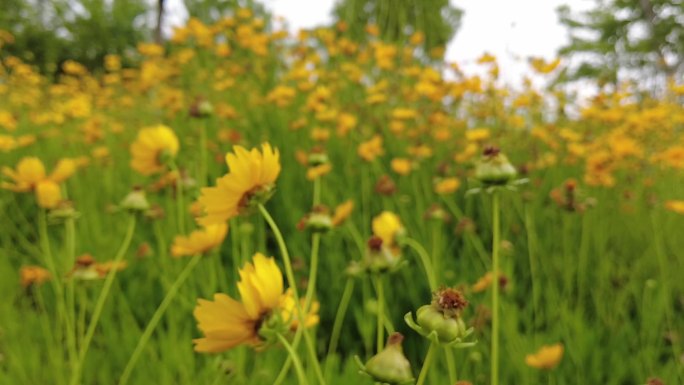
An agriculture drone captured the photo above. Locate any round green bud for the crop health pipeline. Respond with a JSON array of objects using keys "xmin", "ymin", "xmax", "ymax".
[
  {"xmin": 416, "ymin": 305, "xmax": 468, "ymax": 343},
  {"xmin": 365, "ymin": 333, "xmax": 413, "ymax": 384}
]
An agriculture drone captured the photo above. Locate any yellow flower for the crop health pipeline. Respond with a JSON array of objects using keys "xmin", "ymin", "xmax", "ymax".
[
  {"xmin": 197, "ymin": 143, "xmax": 280, "ymax": 226},
  {"xmin": 280, "ymin": 288, "xmax": 320, "ymax": 330},
  {"xmin": 466, "ymin": 128, "xmax": 490, "ymax": 142},
  {"xmin": 391, "ymin": 158, "xmax": 412, "ymax": 176},
  {"xmin": 171, "ymin": 223, "xmax": 229, "ymax": 258},
  {"xmin": 20, "ymin": 265, "xmax": 51, "ymax": 288},
  {"xmin": 2, "ymin": 157, "xmax": 46, "ymax": 192},
  {"xmin": 193, "ymin": 253, "xmax": 283, "ymax": 353},
  {"xmin": 358, "ymin": 135, "xmax": 384, "ymax": 162},
  {"xmin": 306, "ymin": 163, "xmax": 332, "ymax": 180},
  {"xmin": 36, "ymin": 181, "xmax": 62, "ymax": 209},
  {"xmin": 372, "ymin": 211, "xmax": 404, "ymax": 247},
  {"xmin": 129, "ymin": 125, "xmax": 179, "ymax": 176},
  {"xmin": 434, "ymin": 177, "xmax": 460, "ymax": 195},
  {"xmin": 332, "ymin": 200, "xmax": 354, "ymax": 226},
  {"xmin": 665, "ymin": 200, "xmax": 684, "ymax": 214},
  {"xmin": 525, "ymin": 343, "xmax": 564, "ymax": 369}
]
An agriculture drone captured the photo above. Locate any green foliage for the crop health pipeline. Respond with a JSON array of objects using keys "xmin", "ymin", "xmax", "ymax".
[
  {"xmin": 0, "ymin": 0, "xmax": 148, "ymax": 73},
  {"xmin": 333, "ymin": 0, "xmax": 463, "ymax": 56},
  {"xmin": 557, "ymin": 0, "xmax": 684, "ymax": 86}
]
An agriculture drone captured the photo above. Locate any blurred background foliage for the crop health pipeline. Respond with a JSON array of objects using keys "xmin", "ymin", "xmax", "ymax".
[
  {"xmin": 0, "ymin": 0, "xmax": 682, "ymax": 87},
  {"xmin": 556, "ymin": 0, "xmax": 684, "ymax": 88}
]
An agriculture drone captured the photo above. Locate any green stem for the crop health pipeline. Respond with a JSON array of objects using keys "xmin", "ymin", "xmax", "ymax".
[
  {"xmin": 199, "ymin": 121, "xmax": 208, "ymax": 187},
  {"xmin": 118, "ymin": 254, "xmax": 202, "ymax": 385},
  {"xmin": 374, "ymin": 274, "xmax": 385, "ymax": 353},
  {"xmin": 324, "ymin": 278, "xmax": 355, "ymax": 380},
  {"xmin": 258, "ymin": 204, "xmax": 326, "ymax": 385},
  {"xmin": 170, "ymin": 162, "xmax": 185, "ymax": 234},
  {"xmin": 38, "ymin": 210, "xmax": 69, "ymax": 377},
  {"xmin": 64, "ymin": 217, "xmax": 78, "ymax": 372},
  {"xmin": 491, "ymin": 191, "xmax": 500, "ymax": 385},
  {"xmin": 416, "ymin": 341, "xmax": 437, "ymax": 385},
  {"xmin": 651, "ymin": 212, "xmax": 683, "ymax": 383},
  {"xmin": 445, "ymin": 347, "xmax": 457, "ymax": 384},
  {"xmin": 276, "ymin": 333, "xmax": 309, "ymax": 385},
  {"xmin": 69, "ymin": 215, "xmax": 136, "ymax": 385},
  {"xmin": 524, "ymin": 205, "xmax": 539, "ymax": 336},
  {"xmin": 304, "ymin": 233, "xmax": 320, "ymax": 314},
  {"xmin": 403, "ymin": 238, "xmax": 437, "ymax": 291}
]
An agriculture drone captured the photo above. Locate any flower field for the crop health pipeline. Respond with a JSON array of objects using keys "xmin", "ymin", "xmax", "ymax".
[{"xmin": 1, "ymin": 12, "xmax": 683, "ymax": 385}]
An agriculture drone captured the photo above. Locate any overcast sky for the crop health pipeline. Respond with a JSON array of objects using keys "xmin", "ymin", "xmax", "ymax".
[{"xmin": 167, "ymin": 0, "xmax": 594, "ymax": 84}]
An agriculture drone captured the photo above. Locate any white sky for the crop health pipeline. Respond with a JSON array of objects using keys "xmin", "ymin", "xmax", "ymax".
[{"xmin": 167, "ymin": 0, "xmax": 594, "ymax": 85}]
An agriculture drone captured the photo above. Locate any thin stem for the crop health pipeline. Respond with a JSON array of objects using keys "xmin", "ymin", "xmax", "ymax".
[
  {"xmin": 445, "ymin": 347, "xmax": 457, "ymax": 384},
  {"xmin": 416, "ymin": 341, "xmax": 437, "ymax": 385},
  {"xmin": 324, "ymin": 278, "xmax": 355, "ymax": 380},
  {"xmin": 303, "ymin": 233, "xmax": 320, "ymax": 314},
  {"xmin": 651, "ymin": 212, "xmax": 683, "ymax": 383},
  {"xmin": 258, "ymin": 204, "xmax": 326, "ymax": 385},
  {"xmin": 69, "ymin": 215, "xmax": 136, "ymax": 385},
  {"xmin": 276, "ymin": 333, "xmax": 309, "ymax": 385},
  {"xmin": 374, "ymin": 274, "xmax": 385, "ymax": 353},
  {"xmin": 199, "ymin": 121, "xmax": 208, "ymax": 187},
  {"xmin": 524, "ymin": 205, "xmax": 539, "ymax": 337},
  {"xmin": 403, "ymin": 238, "xmax": 437, "ymax": 291},
  {"xmin": 170, "ymin": 162, "xmax": 185, "ymax": 234},
  {"xmin": 118, "ymin": 254, "xmax": 202, "ymax": 385},
  {"xmin": 491, "ymin": 191, "xmax": 500, "ymax": 385},
  {"xmin": 38, "ymin": 210, "xmax": 70, "ymax": 375},
  {"xmin": 64, "ymin": 217, "xmax": 78, "ymax": 371}
]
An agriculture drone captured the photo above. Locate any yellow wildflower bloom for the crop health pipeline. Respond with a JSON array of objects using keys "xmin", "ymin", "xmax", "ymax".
[
  {"xmin": 20, "ymin": 265, "xmax": 51, "ymax": 288},
  {"xmin": 664, "ymin": 200, "xmax": 684, "ymax": 214},
  {"xmin": 306, "ymin": 163, "xmax": 332, "ymax": 180},
  {"xmin": 391, "ymin": 158, "xmax": 412, "ymax": 176},
  {"xmin": 36, "ymin": 181, "xmax": 61, "ymax": 209},
  {"xmin": 171, "ymin": 223, "xmax": 229, "ymax": 258},
  {"xmin": 1, "ymin": 157, "xmax": 45, "ymax": 192},
  {"xmin": 193, "ymin": 253, "xmax": 283, "ymax": 353},
  {"xmin": 525, "ymin": 343, "xmax": 564, "ymax": 369},
  {"xmin": 332, "ymin": 200, "xmax": 354, "ymax": 226},
  {"xmin": 372, "ymin": 211, "xmax": 404, "ymax": 247},
  {"xmin": 197, "ymin": 143, "xmax": 280, "ymax": 226},
  {"xmin": 434, "ymin": 177, "xmax": 460, "ymax": 195},
  {"xmin": 280, "ymin": 288, "xmax": 320, "ymax": 330},
  {"xmin": 129, "ymin": 125, "xmax": 179, "ymax": 176},
  {"xmin": 358, "ymin": 135, "xmax": 384, "ymax": 162}
]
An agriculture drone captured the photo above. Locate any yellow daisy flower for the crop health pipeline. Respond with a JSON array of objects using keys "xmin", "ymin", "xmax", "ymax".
[
  {"xmin": 193, "ymin": 253, "xmax": 283, "ymax": 353},
  {"xmin": 197, "ymin": 143, "xmax": 280, "ymax": 226},
  {"xmin": 372, "ymin": 211, "xmax": 404, "ymax": 247},
  {"xmin": 171, "ymin": 223, "xmax": 229, "ymax": 258},
  {"xmin": 129, "ymin": 125, "xmax": 180, "ymax": 176},
  {"xmin": 525, "ymin": 343, "xmax": 564, "ymax": 369}
]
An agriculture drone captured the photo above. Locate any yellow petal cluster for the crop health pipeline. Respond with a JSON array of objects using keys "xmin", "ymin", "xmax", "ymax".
[
  {"xmin": 525, "ymin": 343, "xmax": 564, "ymax": 369},
  {"xmin": 193, "ymin": 253, "xmax": 283, "ymax": 353},
  {"xmin": 171, "ymin": 223, "xmax": 229, "ymax": 258},
  {"xmin": 129, "ymin": 124, "xmax": 179, "ymax": 175},
  {"xmin": 197, "ymin": 143, "xmax": 280, "ymax": 226}
]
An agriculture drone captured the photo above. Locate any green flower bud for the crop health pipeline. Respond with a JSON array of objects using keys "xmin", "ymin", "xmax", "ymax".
[
  {"xmin": 364, "ymin": 236, "xmax": 401, "ymax": 273},
  {"xmin": 120, "ymin": 188, "xmax": 150, "ymax": 212},
  {"xmin": 405, "ymin": 287, "xmax": 475, "ymax": 347},
  {"xmin": 416, "ymin": 305, "xmax": 468, "ymax": 343},
  {"xmin": 297, "ymin": 206, "xmax": 333, "ymax": 233},
  {"xmin": 364, "ymin": 333, "xmax": 413, "ymax": 384},
  {"xmin": 308, "ymin": 151, "xmax": 329, "ymax": 167},
  {"xmin": 474, "ymin": 146, "xmax": 517, "ymax": 185},
  {"xmin": 190, "ymin": 98, "xmax": 214, "ymax": 118}
]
